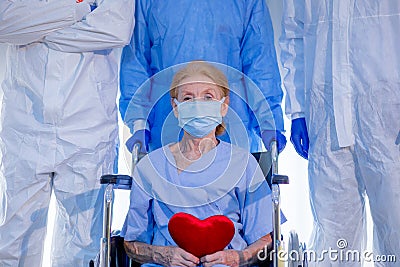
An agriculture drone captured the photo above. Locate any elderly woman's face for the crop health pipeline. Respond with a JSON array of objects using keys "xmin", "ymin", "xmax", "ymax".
[{"xmin": 171, "ymin": 74, "xmax": 229, "ymax": 138}]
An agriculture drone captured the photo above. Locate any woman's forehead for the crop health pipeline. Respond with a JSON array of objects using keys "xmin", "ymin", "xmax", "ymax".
[
  {"xmin": 179, "ymin": 74, "xmax": 215, "ymax": 85},
  {"xmin": 179, "ymin": 82, "xmax": 219, "ymax": 92},
  {"xmin": 178, "ymin": 76, "xmax": 220, "ymax": 92}
]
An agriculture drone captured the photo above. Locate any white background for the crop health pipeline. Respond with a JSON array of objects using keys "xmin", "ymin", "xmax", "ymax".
[{"xmin": 0, "ymin": 0, "xmax": 372, "ymax": 266}]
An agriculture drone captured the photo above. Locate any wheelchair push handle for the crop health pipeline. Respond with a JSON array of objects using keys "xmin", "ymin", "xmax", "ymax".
[
  {"xmin": 131, "ymin": 142, "xmax": 147, "ymax": 178},
  {"xmin": 132, "ymin": 142, "xmax": 141, "ymax": 167},
  {"xmin": 270, "ymin": 140, "xmax": 289, "ymax": 185}
]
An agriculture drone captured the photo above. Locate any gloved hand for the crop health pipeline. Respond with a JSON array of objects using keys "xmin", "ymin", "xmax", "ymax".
[
  {"xmin": 290, "ymin": 118, "xmax": 309, "ymax": 159},
  {"xmin": 89, "ymin": 3, "xmax": 97, "ymax": 11},
  {"xmin": 126, "ymin": 129, "xmax": 150, "ymax": 154},
  {"xmin": 261, "ymin": 130, "xmax": 287, "ymax": 153}
]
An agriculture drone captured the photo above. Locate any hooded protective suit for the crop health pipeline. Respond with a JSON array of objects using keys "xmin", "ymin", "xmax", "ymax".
[
  {"xmin": 0, "ymin": 1, "xmax": 134, "ymax": 266},
  {"xmin": 120, "ymin": 0, "xmax": 284, "ymax": 153},
  {"xmin": 280, "ymin": 1, "xmax": 400, "ymax": 266}
]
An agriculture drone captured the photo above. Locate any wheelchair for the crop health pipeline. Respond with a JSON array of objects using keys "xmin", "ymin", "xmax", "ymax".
[{"xmin": 90, "ymin": 142, "xmax": 307, "ymax": 267}]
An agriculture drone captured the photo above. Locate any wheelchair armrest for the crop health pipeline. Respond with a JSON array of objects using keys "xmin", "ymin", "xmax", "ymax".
[
  {"xmin": 271, "ymin": 174, "xmax": 289, "ymax": 185},
  {"xmin": 100, "ymin": 174, "xmax": 132, "ymax": 187}
]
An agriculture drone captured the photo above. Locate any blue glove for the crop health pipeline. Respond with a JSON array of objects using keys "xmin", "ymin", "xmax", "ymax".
[
  {"xmin": 261, "ymin": 130, "xmax": 287, "ymax": 153},
  {"xmin": 126, "ymin": 129, "xmax": 150, "ymax": 154},
  {"xmin": 90, "ymin": 3, "xmax": 97, "ymax": 11},
  {"xmin": 290, "ymin": 118, "xmax": 309, "ymax": 159}
]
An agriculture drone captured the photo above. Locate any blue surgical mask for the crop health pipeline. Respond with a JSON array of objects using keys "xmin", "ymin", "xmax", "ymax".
[{"xmin": 174, "ymin": 98, "xmax": 225, "ymax": 138}]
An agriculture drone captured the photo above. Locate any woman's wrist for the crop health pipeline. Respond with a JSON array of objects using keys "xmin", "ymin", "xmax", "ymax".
[
  {"xmin": 241, "ymin": 234, "xmax": 273, "ymax": 266},
  {"xmin": 151, "ymin": 245, "xmax": 169, "ymax": 265},
  {"xmin": 124, "ymin": 241, "xmax": 165, "ymax": 265},
  {"xmin": 240, "ymin": 249, "xmax": 256, "ymax": 266}
]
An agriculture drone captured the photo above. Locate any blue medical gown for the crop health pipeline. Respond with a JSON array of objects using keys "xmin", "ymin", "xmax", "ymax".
[
  {"xmin": 121, "ymin": 141, "xmax": 274, "ymax": 250},
  {"xmin": 120, "ymin": 0, "xmax": 284, "ymax": 152}
]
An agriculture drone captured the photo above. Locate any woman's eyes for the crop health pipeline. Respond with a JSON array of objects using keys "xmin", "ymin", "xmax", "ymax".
[{"xmin": 181, "ymin": 94, "xmax": 216, "ymax": 101}]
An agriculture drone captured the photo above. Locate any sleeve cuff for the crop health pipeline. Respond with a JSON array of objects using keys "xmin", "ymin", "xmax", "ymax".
[
  {"xmin": 291, "ymin": 112, "xmax": 305, "ymax": 120},
  {"xmin": 130, "ymin": 119, "xmax": 150, "ymax": 134}
]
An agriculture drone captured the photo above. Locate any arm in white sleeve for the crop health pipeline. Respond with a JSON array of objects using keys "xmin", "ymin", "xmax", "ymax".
[
  {"xmin": 279, "ymin": 0, "xmax": 306, "ymax": 118},
  {"xmin": 44, "ymin": 0, "xmax": 135, "ymax": 52},
  {"xmin": 0, "ymin": 0, "xmax": 90, "ymax": 45}
]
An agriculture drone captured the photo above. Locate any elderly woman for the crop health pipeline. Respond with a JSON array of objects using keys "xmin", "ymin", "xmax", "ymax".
[{"xmin": 121, "ymin": 61, "xmax": 274, "ymax": 267}]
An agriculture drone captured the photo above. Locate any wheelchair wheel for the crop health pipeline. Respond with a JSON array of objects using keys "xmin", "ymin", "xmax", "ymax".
[
  {"xmin": 88, "ymin": 232, "xmax": 138, "ymax": 267},
  {"xmin": 287, "ymin": 230, "xmax": 307, "ymax": 267},
  {"xmin": 110, "ymin": 231, "xmax": 141, "ymax": 267}
]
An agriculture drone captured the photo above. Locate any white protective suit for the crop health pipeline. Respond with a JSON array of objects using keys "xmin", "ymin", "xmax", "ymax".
[
  {"xmin": 281, "ymin": 1, "xmax": 400, "ymax": 266},
  {"xmin": 0, "ymin": 1, "xmax": 134, "ymax": 266}
]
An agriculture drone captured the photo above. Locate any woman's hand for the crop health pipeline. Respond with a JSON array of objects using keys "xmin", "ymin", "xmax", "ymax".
[
  {"xmin": 156, "ymin": 246, "xmax": 200, "ymax": 267},
  {"xmin": 200, "ymin": 249, "xmax": 245, "ymax": 267},
  {"xmin": 199, "ymin": 233, "xmax": 272, "ymax": 267}
]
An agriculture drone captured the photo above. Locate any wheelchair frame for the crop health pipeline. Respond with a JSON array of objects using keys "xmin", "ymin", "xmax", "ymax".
[{"xmin": 91, "ymin": 142, "xmax": 307, "ymax": 267}]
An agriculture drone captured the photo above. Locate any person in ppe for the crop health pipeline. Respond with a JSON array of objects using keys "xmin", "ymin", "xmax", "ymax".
[
  {"xmin": 280, "ymin": 1, "xmax": 400, "ymax": 266},
  {"xmin": 120, "ymin": 0, "xmax": 287, "ymax": 155},
  {"xmin": 122, "ymin": 61, "xmax": 275, "ymax": 267},
  {"xmin": 0, "ymin": 1, "xmax": 134, "ymax": 266}
]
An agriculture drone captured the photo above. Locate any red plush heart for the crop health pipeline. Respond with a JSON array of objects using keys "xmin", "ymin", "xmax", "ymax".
[{"xmin": 168, "ymin": 212, "xmax": 235, "ymax": 258}]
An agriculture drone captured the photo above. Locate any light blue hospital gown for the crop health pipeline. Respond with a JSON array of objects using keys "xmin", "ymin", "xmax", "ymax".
[{"xmin": 121, "ymin": 141, "xmax": 274, "ymax": 266}]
